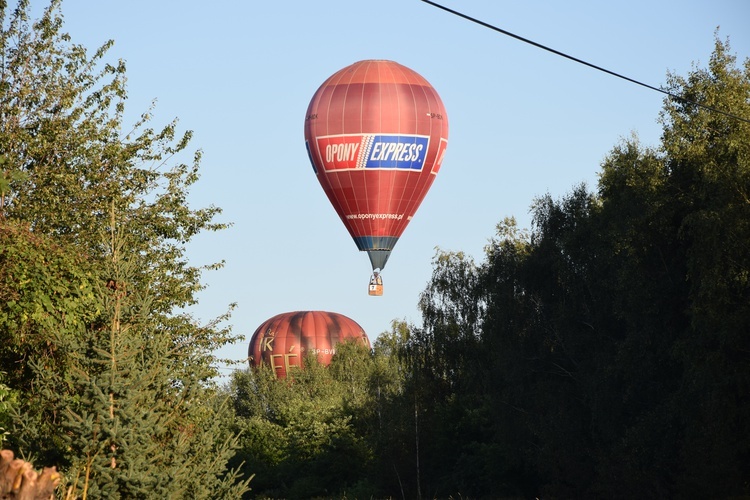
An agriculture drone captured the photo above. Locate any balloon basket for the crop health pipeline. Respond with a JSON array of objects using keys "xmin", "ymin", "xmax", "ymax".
[{"xmin": 368, "ymin": 273, "xmax": 383, "ymax": 296}]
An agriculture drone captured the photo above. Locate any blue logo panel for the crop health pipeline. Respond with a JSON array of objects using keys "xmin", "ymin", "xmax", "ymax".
[{"xmin": 363, "ymin": 135, "xmax": 428, "ymax": 170}]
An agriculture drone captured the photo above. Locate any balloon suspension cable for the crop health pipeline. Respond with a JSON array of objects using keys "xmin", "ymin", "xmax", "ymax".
[{"xmin": 420, "ymin": 0, "xmax": 750, "ymax": 125}]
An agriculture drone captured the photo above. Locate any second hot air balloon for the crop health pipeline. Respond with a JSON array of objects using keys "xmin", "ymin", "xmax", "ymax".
[
  {"xmin": 304, "ymin": 60, "xmax": 449, "ymax": 295},
  {"xmin": 248, "ymin": 311, "xmax": 371, "ymax": 379}
]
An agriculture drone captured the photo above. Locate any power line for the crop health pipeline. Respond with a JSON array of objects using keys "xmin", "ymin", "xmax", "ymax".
[{"xmin": 421, "ymin": 0, "xmax": 750, "ymax": 125}]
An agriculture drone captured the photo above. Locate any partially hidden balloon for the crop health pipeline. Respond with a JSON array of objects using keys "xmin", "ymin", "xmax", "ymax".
[
  {"xmin": 248, "ymin": 311, "xmax": 371, "ymax": 378},
  {"xmin": 304, "ymin": 60, "xmax": 449, "ymax": 273}
]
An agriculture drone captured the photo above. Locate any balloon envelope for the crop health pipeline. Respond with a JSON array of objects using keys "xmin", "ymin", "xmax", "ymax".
[
  {"xmin": 304, "ymin": 60, "xmax": 449, "ymax": 271},
  {"xmin": 248, "ymin": 311, "xmax": 371, "ymax": 378}
]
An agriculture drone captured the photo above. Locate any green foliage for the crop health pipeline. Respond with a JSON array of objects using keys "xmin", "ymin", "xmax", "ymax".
[
  {"xmin": 0, "ymin": 374, "xmax": 18, "ymax": 449},
  {"xmin": 0, "ymin": 221, "xmax": 99, "ymax": 399},
  {"xmin": 0, "ymin": 0, "xmax": 228, "ymax": 316},
  {"xmin": 0, "ymin": 1, "xmax": 249, "ymax": 497},
  {"xmin": 1, "ymin": 208, "xmax": 251, "ymax": 499},
  {"xmin": 229, "ymin": 344, "xmax": 382, "ymax": 499}
]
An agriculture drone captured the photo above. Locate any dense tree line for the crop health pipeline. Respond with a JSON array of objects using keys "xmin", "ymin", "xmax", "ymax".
[{"xmin": 1, "ymin": 1, "xmax": 748, "ymax": 498}]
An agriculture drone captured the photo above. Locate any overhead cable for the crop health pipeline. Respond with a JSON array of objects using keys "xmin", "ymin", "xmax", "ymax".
[{"xmin": 421, "ymin": 0, "xmax": 750, "ymax": 125}]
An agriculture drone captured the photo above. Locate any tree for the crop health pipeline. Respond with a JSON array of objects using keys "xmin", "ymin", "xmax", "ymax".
[
  {"xmin": 401, "ymin": 34, "xmax": 750, "ymax": 498},
  {"xmin": 0, "ymin": 0, "xmax": 226, "ymax": 315},
  {"xmin": 229, "ymin": 348, "xmax": 375, "ymax": 499},
  {"xmin": 0, "ymin": 1, "xmax": 250, "ymax": 497},
  {"xmin": 657, "ymin": 34, "xmax": 750, "ymax": 497}
]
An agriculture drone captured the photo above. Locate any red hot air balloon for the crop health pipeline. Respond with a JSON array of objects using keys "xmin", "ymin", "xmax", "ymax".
[
  {"xmin": 248, "ymin": 311, "xmax": 371, "ymax": 379},
  {"xmin": 304, "ymin": 60, "xmax": 449, "ymax": 294}
]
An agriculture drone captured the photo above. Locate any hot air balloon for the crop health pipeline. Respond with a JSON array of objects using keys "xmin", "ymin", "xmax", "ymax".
[
  {"xmin": 248, "ymin": 311, "xmax": 371, "ymax": 378},
  {"xmin": 304, "ymin": 60, "xmax": 449, "ymax": 295}
]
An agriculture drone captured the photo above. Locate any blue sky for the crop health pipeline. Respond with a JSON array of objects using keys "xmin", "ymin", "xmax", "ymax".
[{"xmin": 55, "ymin": 0, "xmax": 750, "ymax": 380}]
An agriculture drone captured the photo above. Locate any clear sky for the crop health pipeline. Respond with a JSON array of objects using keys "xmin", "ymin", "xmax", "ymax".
[{"xmin": 53, "ymin": 0, "xmax": 750, "ymax": 380}]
